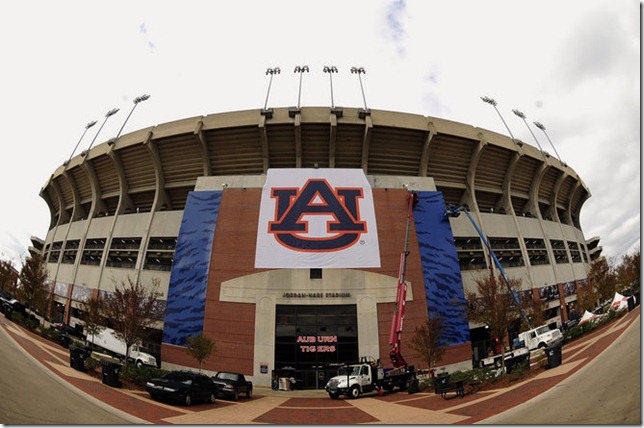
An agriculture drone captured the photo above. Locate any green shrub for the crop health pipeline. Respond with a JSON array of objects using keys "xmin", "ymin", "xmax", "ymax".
[
  {"xmin": 121, "ymin": 364, "xmax": 168, "ymax": 388},
  {"xmin": 85, "ymin": 357, "xmax": 100, "ymax": 371}
]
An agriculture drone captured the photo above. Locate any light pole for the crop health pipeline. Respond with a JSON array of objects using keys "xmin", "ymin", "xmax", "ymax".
[
  {"xmin": 263, "ymin": 67, "xmax": 280, "ymax": 111},
  {"xmin": 115, "ymin": 94, "xmax": 150, "ymax": 139},
  {"xmin": 534, "ymin": 121, "xmax": 564, "ymax": 164},
  {"xmin": 293, "ymin": 65, "xmax": 309, "ymax": 110},
  {"xmin": 84, "ymin": 108, "xmax": 119, "ymax": 155},
  {"xmin": 512, "ymin": 109, "xmax": 546, "ymax": 154},
  {"xmin": 65, "ymin": 120, "xmax": 97, "ymax": 165},
  {"xmin": 480, "ymin": 96, "xmax": 517, "ymax": 142},
  {"xmin": 351, "ymin": 66, "xmax": 370, "ymax": 117},
  {"xmin": 323, "ymin": 66, "xmax": 338, "ymax": 109}
]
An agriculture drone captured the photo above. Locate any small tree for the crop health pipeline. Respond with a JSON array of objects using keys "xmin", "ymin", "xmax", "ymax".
[
  {"xmin": 615, "ymin": 248, "xmax": 640, "ymax": 294},
  {"xmin": 0, "ymin": 259, "xmax": 18, "ymax": 295},
  {"xmin": 409, "ymin": 316, "xmax": 446, "ymax": 372},
  {"xmin": 102, "ymin": 277, "xmax": 165, "ymax": 370},
  {"xmin": 587, "ymin": 257, "xmax": 617, "ymax": 304},
  {"xmin": 186, "ymin": 334, "xmax": 217, "ymax": 373},
  {"xmin": 80, "ymin": 296, "xmax": 106, "ymax": 346},
  {"xmin": 18, "ymin": 254, "xmax": 49, "ymax": 314},
  {"xmin": 576, "ymin": 280, "xmax": 599, "ymax": 314},
  {"xmin": 465, "ymin": 274, "xmax": 521, "ymax": 369},
  {"xmin": 521, "ymin": 293, "xmax": 545, "ymax": 329}
]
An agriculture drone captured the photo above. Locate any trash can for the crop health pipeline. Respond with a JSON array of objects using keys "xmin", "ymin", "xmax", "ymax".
[
  {"xmin": 407, "ymin": 378, "xmax": 420, "ymax": 394},
  {"xmin": 434, "ymin": 373, "xmax": 450, "ymax": 394},
  {"xmin": 546, "ymin": 344, "xmax": 562, "ymax": 369},
  {"xmin": 101, "ymin": 360, "xmax": 122, "ymax": 388},
  {"xmin": 69, "ymin": 345, "xmax": 87, "ymax": 371}
]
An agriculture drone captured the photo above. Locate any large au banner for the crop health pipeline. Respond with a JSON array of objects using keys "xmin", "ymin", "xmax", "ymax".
[{"xmin": 255, "ymin": 168, "xmax": 381, "ymax": 268}]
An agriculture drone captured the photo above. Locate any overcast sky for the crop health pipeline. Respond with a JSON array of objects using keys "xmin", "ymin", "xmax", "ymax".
[{"xmin": 0, "ymin": 0, "xmax": 639, "ymax": 268}]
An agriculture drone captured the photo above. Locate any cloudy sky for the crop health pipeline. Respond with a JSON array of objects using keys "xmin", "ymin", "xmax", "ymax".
[{"xmin": 0, "ymin": 0, "xmax": 639, "ymax": 267}]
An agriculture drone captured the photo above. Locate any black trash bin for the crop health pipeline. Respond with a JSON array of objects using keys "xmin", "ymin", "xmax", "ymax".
[
  {"xmin": 546, "ymin": 344, "xmax": 562, "ymax": 369},
  {"xmin": 101, "ymin": 360, "xmax": 122, "ymax": 388},
  {"xmin": 69, "ymin": 346, "xmax": 87, "ymax": 372}
]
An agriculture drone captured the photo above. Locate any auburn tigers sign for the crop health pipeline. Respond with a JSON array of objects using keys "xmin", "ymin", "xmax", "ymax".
[{"xmin": 255, "ymin": 169, "xmax": 381, "ymax": 268}]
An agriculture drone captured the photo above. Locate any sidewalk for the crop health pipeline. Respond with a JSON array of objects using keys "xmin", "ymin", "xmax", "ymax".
[{"xmin": 1, "ymin": 306, "xmax": 639, "ymax": 424}]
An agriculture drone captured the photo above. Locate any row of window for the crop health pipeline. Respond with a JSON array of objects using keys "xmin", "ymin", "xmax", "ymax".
[
  {"xmin": 45, "ymin": 237, "xmax": 177, "ymax": 272},
  {"xmin": 454, "ymin": 237, "xmax": 589, "ymax": 271}
]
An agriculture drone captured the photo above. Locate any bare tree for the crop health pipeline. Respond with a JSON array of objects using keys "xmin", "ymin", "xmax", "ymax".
[
  {"xmin": 465, "ymin": 274, "xmax": 521, "ymax": 369},
  {"xmin": 409, "ymin": 316, "xmax": 446, "ymax": 372},
  {"xmin": 186, "ymin": 334, "xmax": 217, "ymax": 373},
  {"xmin": 101, "ymin": 277, "xmax": 165, "ymax": 370},
  {"xmin": 18, "ymin": 254, "xmax": 49, "ymax": 314}
]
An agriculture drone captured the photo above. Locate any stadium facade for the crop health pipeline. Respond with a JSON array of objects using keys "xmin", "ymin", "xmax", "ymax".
[{"xmin": 40, "ymin": 106, "xmax": 592, "ymax": 388}]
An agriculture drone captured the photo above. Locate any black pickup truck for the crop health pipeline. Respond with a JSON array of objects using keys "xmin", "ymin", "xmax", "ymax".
[{"xmin": 211, "ymin": 371, "xmax": 253, "ymax": 400}]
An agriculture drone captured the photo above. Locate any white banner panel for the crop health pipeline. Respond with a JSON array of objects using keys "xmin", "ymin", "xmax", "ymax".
[{"xmin": 255, "ymin": 168, "xmax": 381, "ymax": 268}]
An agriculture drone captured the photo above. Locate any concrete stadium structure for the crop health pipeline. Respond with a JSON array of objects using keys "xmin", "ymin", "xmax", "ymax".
[{"xmin": 40, "ymin": 106, "xmax": 592, "ymax": 388}]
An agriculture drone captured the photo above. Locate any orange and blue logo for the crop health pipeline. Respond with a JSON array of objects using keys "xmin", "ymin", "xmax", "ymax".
[
  {"xmin": 268, "ymin": 178, "xmax": 367, "ymax": 252},
  {"xmin": 255, "ymin": 169, "xmax": 380, "ymax": 268}
]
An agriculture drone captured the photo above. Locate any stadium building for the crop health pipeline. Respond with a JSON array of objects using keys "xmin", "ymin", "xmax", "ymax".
[{"xmin": 40, "ymin": 105, "xmax": 592, "ymax": 388}]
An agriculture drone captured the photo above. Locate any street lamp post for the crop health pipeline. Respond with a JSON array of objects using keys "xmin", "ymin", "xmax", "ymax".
[
  {"xmin": 84, "ymin": 108, "xmax": 119, "ymax": 155},
  {"xmin": 263, "ymin": 67, "xmax": 281, "ymax": 112},
  {"xmin": 65, "ymin": 120, "xmax": 97, "ymax": 166},
  {"xmin": 351, "ymin": 66, "xmax": 370, "ymax": 117},
  {"xmin": 115, "ymin": 94, "xmax": 150, "ymax": 140},
  {"xmin": 293, "ymin": 65, "xmax": 309, "ymax": 110},
  {"xmin": 480, "ymin": 96, "xmax": 517, "ymax": 142},
  {"xmin": 534, "ymin": 121, "xmax": 564, "ymax": 164},
  {"xmin": 323, "ymin": 66, "xmax": 338, "ymax": 109},
  {"xmin": 512, "ymin": 109, "xmax": 546, "ymax": 155}
]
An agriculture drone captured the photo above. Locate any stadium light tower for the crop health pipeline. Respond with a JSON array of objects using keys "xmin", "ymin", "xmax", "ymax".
[
  {"xmin": 115, "ymin": 94, "xmax": 150, "ymax": 139},
  {"xmin": 293, "ymin": 65, "xmax": 309, "ymax": 110},
  {"xmin": 480, "ymin": 96, "xmax": 517, "ymax": 142},
  {"xmin": 84, "ymin": 108, "xmax": 119, "ymax": 155},
  {"xmin": 534, "ymin": 121, "xmax": 564, "ymax": 164},
  {"xmin": 351, "ymin": 66, "xmax": 370, "ymax": 118},
  {"xmin": 65, "ymin": 120, "xmax": 97, "ymax": 166},
  {"xmin": 323, "ymin": 66, "xmax": 339, "ymax": 109},
  {"xmin": 512, "ymin": 109, "xmax": 546, "ymax": 154},
  {"xmin": 263, "ymin": 67, "xmax": 281, "ymax": 111}
]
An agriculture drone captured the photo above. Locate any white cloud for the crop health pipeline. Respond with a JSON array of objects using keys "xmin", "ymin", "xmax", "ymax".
[{"xmin": 0, "ymin": 0, "xmax": 639, "ymax": 267}]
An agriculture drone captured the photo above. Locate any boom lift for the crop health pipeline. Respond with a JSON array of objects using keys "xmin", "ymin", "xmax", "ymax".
[
  {"xmin": 388, "ymin": 190, "xmax": 418, "ymax": 368},
  {"xmin": 445, "ymin": 204, "xmax": 532, "ymax": 329},
  {"xmin": 324, "ymin": 189, "xmax": 419, "ymax": 399}
]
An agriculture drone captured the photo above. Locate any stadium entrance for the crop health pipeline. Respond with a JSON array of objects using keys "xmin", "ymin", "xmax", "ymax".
[{"xmin": 274, "ymin": 304, "xmax": 358, "ymax": 389}]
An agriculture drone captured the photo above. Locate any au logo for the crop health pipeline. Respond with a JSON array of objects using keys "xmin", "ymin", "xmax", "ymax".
[{"xmin": 268, "ymin": 178, "xmax": 367, "ymax": 252}]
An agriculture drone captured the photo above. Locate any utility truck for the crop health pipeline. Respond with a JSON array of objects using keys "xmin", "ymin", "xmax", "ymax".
[
  {"xmin": 480, "ymin": 345, "xmax": 530, "ymax": 370},
  {"xmin": 326, "ymin": 190, "xmax": 419, "ymax": 399},
  {"xmin": 87, "ymin": 327, "xmax": 158, "ymax": 367},
  {"xmin": 325, "ymin": 357, "xmax": 416, "ymax": 399},
  {"xmin": 517, "ymin": 324, "xmax": 563, "ymax": 351}
]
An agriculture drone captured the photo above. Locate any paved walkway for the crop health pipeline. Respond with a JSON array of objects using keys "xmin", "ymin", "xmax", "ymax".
[{"xmin": 2, "ymin": 306, "xmax": 639, "ymax": 424}]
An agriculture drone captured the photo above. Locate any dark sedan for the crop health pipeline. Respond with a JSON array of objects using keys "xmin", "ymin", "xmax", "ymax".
[{"xmin": 146, "ymin": 371, "xmax": 217, "ymax": 406}]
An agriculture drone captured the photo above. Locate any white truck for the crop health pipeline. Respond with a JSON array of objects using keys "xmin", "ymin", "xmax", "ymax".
[
  {"xmin": 480, "ymin": 324, "xmax": 563, "ymax": 370},
  {"xmin": 324, "ymin": 359, "xmax": 416, "ymax": 399},
  {"xmin": 480, "ymin": 345, "xmax": 530, "ymax": 370},
  {"xmin": 87, "ymin": 327, "xmax": 157, "ymax": 367},
  {"xmin": 517, "ymin": 324, "xmax": 563, "ymax": 351}
]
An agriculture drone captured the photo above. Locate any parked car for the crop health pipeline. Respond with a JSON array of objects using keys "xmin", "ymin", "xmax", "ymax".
[
  {"xmin": 146, "ymin": 371, "xmax": 218, "ymax": 406},
  {"xmin": 211, "ymin": 371, "xmax": 253, "ymax": 400}
]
